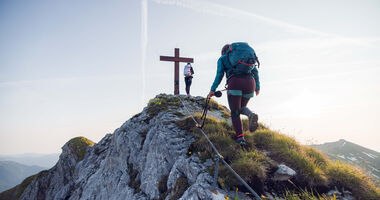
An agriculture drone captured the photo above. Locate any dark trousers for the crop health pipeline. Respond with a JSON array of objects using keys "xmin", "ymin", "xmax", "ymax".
[
  {"xmin": 185, "ymin": 76, "xmax": 193, "ymax": 95},
  {"xmin": 227, "ymin": 77, "xmax": 255, "ymax": 137}
]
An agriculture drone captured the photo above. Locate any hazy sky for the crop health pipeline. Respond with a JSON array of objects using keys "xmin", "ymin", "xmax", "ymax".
[{"xmin": 1, "ymin": 0, "xmax": 379, "ymax": 154}]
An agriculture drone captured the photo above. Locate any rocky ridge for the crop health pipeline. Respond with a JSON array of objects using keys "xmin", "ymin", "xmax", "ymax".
[
  {"xmin": 19, "ymin": 94, "xmax": 222, "ymax": 200},
  {"xmin": 1, "ymin": 94, "xmax": 379, "ymax": 200}
]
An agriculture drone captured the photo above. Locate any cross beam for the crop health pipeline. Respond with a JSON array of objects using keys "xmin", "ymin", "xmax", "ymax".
[{"xmin": 160, "ymin": 48, "xmax": 193, "ymax": 95}]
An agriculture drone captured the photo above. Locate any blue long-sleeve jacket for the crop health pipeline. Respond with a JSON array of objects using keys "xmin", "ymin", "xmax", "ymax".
[{"xmin": 210, "ymin": 55, "xmax": 260, "ymax": 91}]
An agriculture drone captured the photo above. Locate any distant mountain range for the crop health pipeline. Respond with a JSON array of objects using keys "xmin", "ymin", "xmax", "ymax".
[
  {"xmin": 0, "ymin": 153, "xmax": 59, "ymax": 168},
  {"xmin": 0, "ymin": 161, "xmax": 45, "ymax": 192},
  {"xmin": 311, "ymin": 139, "xmax": 380, "ymax": 186}
]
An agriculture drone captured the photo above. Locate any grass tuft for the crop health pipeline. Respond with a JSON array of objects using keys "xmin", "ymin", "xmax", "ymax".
[
  {"xmin": 281, "ymin": 189, "xmax": 337, "ymax": 200},
  {"xmin": 247, "ymin": 130, "xmax": 328, "ymax": 186},
  {"xmin": 326, "ymin": 161, "xmax": 380, "ymax": 199},
  {"xmin": 218, "ymin": 150, "xmax": 270, "ymax": 191},
  {"xmin": 146, "ymin": 95, "xmax": 181, "ymax": 118},
  {"xmin": 67, "ymin": 136, "xmax": 94, "ymax": 161}
]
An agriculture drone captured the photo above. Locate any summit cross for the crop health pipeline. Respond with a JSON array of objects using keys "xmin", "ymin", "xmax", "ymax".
[{"xmin": 160, "ymin": 48, "xmax": 194, "ymax": 95}]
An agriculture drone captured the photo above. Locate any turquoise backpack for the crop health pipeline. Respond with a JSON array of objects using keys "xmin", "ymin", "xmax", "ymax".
[{"xmin": 226, "ymin": 42, "xmax": 258, "ymax": 76}]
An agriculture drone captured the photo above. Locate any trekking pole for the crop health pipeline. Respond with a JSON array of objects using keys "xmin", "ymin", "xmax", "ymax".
[
  {"xmin": 198, "ymin": 91, "xmax": 225, "ymax": 129},
  {"xmin": 197, "ymin": 98, "xmax": 210, "ymax": 129},
  {"xmin": 178, "ymin": 97, "xmax": 262, "ymax": 200}
]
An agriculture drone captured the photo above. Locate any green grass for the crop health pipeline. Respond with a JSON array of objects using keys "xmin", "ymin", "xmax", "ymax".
[
  {"xmin": 67, "ymin": 136, "xmax": 94, "ymax": 161},
  {"xmin": 15, "ymin": 173, "xmax": 38, "ymax": 198},
  {"xmin": 176, "ymin": 115, "xmax": 273, "ymax": 191},
  {"xmin": 247, "ymin": 129, "xmax": 380, "ymax": 198},
  {"xmin": 326, "ymin": 161, "xmax": 380, "ymax": 199},
  {"xmin": 146, "ymin": 94, "xmax": 181, "ymax": 118},
  {"xmin": 225, "ymin": 186, "xmax": 337, "ymax": 200},
  {"xmin": 177, "ymin": 114, "xmax": 239, "ymax": 162},
  {"xmin": 281, "ymin": 189, "xmax": 337, "ymax": 200},
  {"xmin": 176, "ymin": 112, "xmax": 380, "ymax": 199},
  {"xmin": 146, "ymin": 94, "xmax": 231, "ymax": 121},
  {"xmin": 246, "ymin": 129, "xmax": 329, "ymax": 186},
  {"xmin": 218, "ymin": 150, "xmax": 270, "ymax": 191}
]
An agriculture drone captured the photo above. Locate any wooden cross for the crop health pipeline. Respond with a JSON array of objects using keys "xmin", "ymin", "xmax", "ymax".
[{"xmin": 160, "ymin": 48, "xmax": 194, "ymax": 95}]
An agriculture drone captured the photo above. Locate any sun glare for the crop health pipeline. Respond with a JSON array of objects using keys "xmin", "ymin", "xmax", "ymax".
[{"xmin": 279, "ymin": 91, "xmax": 327, "ymax": 118}]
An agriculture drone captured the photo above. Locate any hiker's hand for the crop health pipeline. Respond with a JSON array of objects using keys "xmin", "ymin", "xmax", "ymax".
[
  {"xmin": 208, "ymin": 91, "xmax": 215, "ymax": 98},
  {"xmin": 255, "ymin": 90, "xmax": 260, "ymax": 96}
]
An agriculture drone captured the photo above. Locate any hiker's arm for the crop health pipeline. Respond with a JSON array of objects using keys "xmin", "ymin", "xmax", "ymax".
[
  {"xmin": 191, "ymin": 67, "xmax": 194, "ymax": 75},
  {"xmin": 252, "ymin": 66, "xmax": 260, "ymax": 92},
  {"xmin": 210, "ymin": 58, "xmax": 225, "ymax": 92}
]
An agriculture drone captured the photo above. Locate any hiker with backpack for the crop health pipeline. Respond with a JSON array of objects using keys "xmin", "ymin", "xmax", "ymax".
[
  {"xmin": 184, "ymin": 62, "xmax": 194, "ymax": 96},
  {"xmin": 208, "ymin": 42, "xmax": 260, "ymax": 145}
]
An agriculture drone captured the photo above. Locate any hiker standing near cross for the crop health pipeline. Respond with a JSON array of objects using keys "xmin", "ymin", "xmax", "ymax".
[{"xmin": 160, "ymin": 48, "xmax": 194, "ymax": 95}]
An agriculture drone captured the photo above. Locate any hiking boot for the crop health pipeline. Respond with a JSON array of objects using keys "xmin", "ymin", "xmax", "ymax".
[
  {"xmin": 240, "ymin": 107, "xmax": 259, "ymax": 132},
  {"xmin": 248, "ymin": 113, "xmax": 258, "ymax": 132},
  {"xmin": 235, "ymin": 137, "xmax": 247, "ymax": 146}
]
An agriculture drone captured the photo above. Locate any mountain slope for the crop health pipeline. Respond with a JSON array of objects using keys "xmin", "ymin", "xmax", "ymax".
[
  {"xmin": 1, "ymin": 94, "xmax": 379, "ymax": 200},
  {"xmin": 312, "ymin": 139, "xmax": 380, "ymax": 186},
  {"xmin": 0, "ymin": 153, "xmax": 59, "ymax": 168},
  {"xmin": 0, "ymin": 161, "xmax": 45, "ymax": 192}
]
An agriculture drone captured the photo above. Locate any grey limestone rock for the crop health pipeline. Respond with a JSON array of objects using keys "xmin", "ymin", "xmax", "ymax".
[
  {"xmin": 272, "ymin": 164, "xmax": 296, "ymax": 181},
  {"xmin": 20, "ymin": 94, "xmax": 219, "ymax": 200},
  {"xmin": 327, "ymin": 187, "xmax": 356, "ymax": 200}
]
